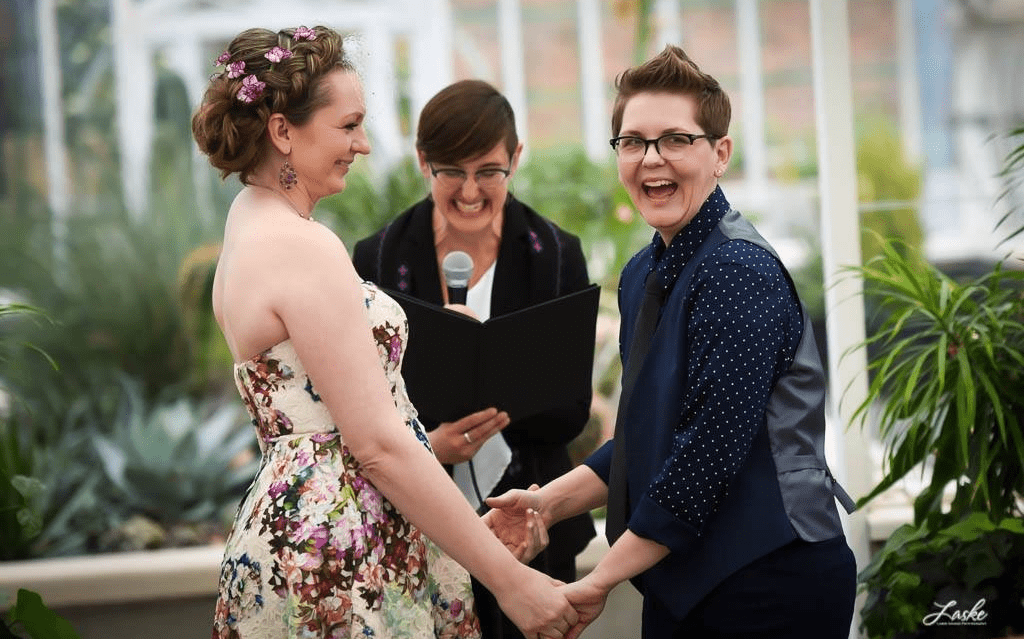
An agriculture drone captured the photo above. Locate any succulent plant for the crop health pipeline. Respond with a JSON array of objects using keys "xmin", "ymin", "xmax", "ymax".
[{"xmin": 93, "ymin": 379, "xmax": 259, "ymax": 535}]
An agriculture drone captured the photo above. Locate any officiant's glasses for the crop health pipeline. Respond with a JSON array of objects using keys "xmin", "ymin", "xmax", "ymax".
[{"xmin": 429, "ymin": 163, "xmax": 512, "ymax": 189}]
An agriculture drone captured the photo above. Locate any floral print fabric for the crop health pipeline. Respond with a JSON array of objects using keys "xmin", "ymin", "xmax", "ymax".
[{"xmin": 213, "ymin": 282, "xmax": 479, "ymax": 638}]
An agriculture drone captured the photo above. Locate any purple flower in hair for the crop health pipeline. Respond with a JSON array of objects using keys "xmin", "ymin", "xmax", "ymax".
[
  {"xmin": 237, "ymin": 74, "xmax": 266, "ymax": 103},
  {"xmin": 226, "ymin": 60, "xmax": 245, "ymax": 79},
  {"xmin": 215, "ymin": 51, "xmax": 231, "ymax": 66},
  {"xmin": 293, "ymin": 26, "xmax": 316, "ymax": 41},
  {"xmin": 265, "ymin": 47, "xmax": 293, "ymax": 63}
]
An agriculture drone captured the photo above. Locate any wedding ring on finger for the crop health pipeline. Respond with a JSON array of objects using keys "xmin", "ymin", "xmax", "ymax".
[{"xmin": 464, "ymin": 431, "xmax": 473, "ymax": 444}]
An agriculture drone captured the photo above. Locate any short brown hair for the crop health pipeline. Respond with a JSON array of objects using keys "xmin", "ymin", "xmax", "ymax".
[
  {"xmin": 416, "ymin": 80, "xmax": 518, "ymax": 165},
  {"xmin": 610, "ymin": 45, "xmax": 731, "ymax": 140},
  {"xmin": 191, "ymin": 26, "xmax": 352, "ymax": 184}
]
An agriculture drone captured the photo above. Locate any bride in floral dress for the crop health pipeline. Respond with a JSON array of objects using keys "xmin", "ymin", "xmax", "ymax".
[
  {"xmin": 217, "ymin": 284, "xmax": 477, "ymax": 637},
  {"xmin": 191, "ymin": 25, "xmax": 576, "ymax": 639}
]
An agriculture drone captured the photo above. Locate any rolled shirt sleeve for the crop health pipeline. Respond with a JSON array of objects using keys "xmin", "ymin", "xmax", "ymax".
[{"xmin": 584, "ymin": 439, "xmax": 614, "ymax": 483}]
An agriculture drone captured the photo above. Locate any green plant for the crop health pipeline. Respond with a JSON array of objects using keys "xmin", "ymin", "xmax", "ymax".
[
  {"xmin": 0, "ymin": 303, "xmax": 59, "ymax": 560},
  {"xmin": 0, "ymin": 180, "xmax": 237, "ymax": 558},
  {"xmin": 1, "ymin": 375, "xmax": 258, "ymax": 559},
  {"xmin": 2, "ymin": 589, "xmax": 81, "ymax": 639},
  {"xmin": 0, "ymin": 424, "xmax": 45, "ymax": 561},
  {"xmin": 1, "ymin": 203, "xmax": 223, "ymax": 419},
  {"xmin": 0, "ymin": 202, "xmax": 229, "ymax": 554},
  {"xmin": 858, "ymin": 514, "xmax": 1024, "ymax": 639},
  {"xmin": 850, "ymin": 238, "xmax": 1024, "ymax": 526},
  {"xmin": 0, "ymin": 404, "xmax": 122, "ymax": 560},
  {"xmin": 92, "ymin": 378, "xmax": 258, "ymax": 550}
]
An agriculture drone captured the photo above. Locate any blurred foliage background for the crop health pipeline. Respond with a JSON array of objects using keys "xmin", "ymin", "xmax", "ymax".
[{"xmin": 0, "ymin": 0, "xmax": 931, "ymax": 561}]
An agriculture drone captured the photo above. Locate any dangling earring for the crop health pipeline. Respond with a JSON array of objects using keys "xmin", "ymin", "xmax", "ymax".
[{"xmin": 279, "ymin": 160, "xmax": 298, "ymax": 190}]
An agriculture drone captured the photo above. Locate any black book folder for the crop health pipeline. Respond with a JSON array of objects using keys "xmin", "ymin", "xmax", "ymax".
[{"xmin": 386, "ymin": 284, "xmax": 601, "ymax": 423}]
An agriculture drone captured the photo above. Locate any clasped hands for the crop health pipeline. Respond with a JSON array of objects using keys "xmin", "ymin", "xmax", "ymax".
[{"xmin": 483, "ymin": 487, "xmax": 611, "ymax": 639}]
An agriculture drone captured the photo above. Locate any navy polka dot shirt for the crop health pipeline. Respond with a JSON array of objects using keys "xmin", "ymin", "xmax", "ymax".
[{"xmin": 621, "ymin": 186, "xmax": 803, "ymax": 538}]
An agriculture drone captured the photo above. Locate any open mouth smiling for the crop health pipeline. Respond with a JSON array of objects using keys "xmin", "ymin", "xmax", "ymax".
[
  {"xmin": 455, "ymin": 201, "xmax": 484, "ymax": 214},
  {"xmin": 643, "ymin": 179, "xmax": 678, "ymax": 199}
]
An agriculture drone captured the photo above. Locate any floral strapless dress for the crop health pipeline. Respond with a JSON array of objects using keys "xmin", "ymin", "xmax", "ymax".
[{"xmin": 212, "ymin": 282, "xmax": 480, "ymax": 639}]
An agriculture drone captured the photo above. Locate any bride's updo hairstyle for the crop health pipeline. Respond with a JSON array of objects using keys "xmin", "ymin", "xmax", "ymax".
[{"xmin": 191, "ymin": 25, "xmax": 352, "ymax": 184}]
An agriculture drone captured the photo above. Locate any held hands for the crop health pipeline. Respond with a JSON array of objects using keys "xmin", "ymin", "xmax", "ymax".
[
  {"xmin": 559, "ymin": 576, "xmax": 611, "ymax": 639},
  {"xmin": 428, "ymin": 407, "xmax": 510, "ymax": 465},
  {"xmin": 487, "ymin": 484, "xmax": 615, "ymax": 637},
  {"xmin": 496, "ymin": 563, "xmax": 578, "ymax": 639},
  {"xmin": 482, "ymin": 484, "xmax": 548, "ymax": 563}
]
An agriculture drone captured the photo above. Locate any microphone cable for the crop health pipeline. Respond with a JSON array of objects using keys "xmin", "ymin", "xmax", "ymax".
[{"xmin": 468, "ymin": 459, "xmax": 487, "ymax": 514}]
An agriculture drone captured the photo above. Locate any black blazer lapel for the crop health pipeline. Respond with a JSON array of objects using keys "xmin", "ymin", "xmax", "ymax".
[
  {"xmin": 492, "ymin": 198, "xmax": 531, "ymax": 316},
  {"xmin": 492, "ymin": 196, "xmax": 560, "ymax": 316},
  {"xmin": 392, "ymin": 200, "xmax": 445, "ymax": 306}
]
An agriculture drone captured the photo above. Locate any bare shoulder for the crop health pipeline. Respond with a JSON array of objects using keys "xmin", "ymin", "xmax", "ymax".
[
  {"xmin": 251, "ymin": 218, "xmax": 362, "ymax": 307},
  {"xmin": 228, "ymin": 212, "xmax": 347, "ymax": 271},
  {"xmin": 272, "ymin": 220, "xmax": 353, "ymax": 279},
  {"xmin": 216, "ymin": 206, "xmax": 361, "ymax": 360}
]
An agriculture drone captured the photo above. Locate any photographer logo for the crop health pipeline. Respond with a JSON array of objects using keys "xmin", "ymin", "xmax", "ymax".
[{"xmin": 922, "ymin": 599, "xmax": 988, "ymax": 627}]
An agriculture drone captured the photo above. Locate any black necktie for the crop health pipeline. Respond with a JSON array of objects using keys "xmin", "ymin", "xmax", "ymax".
[{"xmin": 606, "ymin": 270, "xmax": 666, "ymax": 543}]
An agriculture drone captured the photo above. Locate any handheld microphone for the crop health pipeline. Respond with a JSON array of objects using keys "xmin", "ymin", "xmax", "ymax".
[{"xmin": 442, "ymin": 251, "xmax": 474, "ymax": 305}]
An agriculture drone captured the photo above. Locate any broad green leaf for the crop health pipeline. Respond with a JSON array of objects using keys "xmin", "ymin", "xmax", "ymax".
[
  {"xmin": 997, "ymin": 517, "xmax": 1024, "ymax": 534},
  {"xmin": 6, "ymin": 589, "xmax": 81, "ymax": 639}
]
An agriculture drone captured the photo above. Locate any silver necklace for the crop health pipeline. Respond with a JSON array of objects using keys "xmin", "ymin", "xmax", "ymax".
[{"xmin": 251, "ymin": 184, "xmax": 313, "ymax": 221}]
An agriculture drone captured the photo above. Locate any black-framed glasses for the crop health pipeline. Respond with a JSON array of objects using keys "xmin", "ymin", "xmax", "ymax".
[
  {"xmin": 429, "ymin": 163, "xmax": 512, "ymax": 189},
  {"xmin": 609, "ymin": 133, "xmax": 717, "ymax": 162}
]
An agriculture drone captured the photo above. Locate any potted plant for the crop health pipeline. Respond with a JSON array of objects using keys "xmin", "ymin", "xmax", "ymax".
[
  {"xmin": 850, "ymin": 128, "xmax": 1024, "ymax": 639},
  {"xmin": 1, "ymin": 304, "xmax": 84, "ymax": 639}
]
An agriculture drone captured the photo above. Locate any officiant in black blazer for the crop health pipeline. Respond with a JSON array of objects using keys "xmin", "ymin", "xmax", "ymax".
[{"xmin": 352, "ymin": 79, "xmax": 597, "ymax": 639}]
